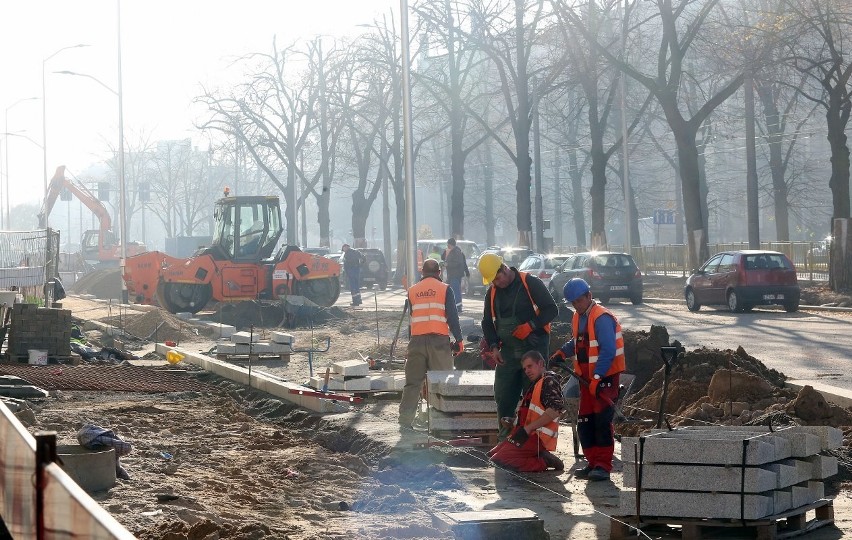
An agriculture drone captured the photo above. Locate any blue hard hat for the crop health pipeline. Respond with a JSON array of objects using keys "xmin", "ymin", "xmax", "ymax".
[{"xmin": 563, "ymin": 278, "xmax": 590, "ymax": 302}]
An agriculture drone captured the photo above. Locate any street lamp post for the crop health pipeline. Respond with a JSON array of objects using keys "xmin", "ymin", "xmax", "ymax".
[
  {"xmin": 42, "ymin": 44, "xmax": 89, "ymax": 201},
  {"xmin": 4, "ymin": 98, "xmax": 39, "ymax": 229}
]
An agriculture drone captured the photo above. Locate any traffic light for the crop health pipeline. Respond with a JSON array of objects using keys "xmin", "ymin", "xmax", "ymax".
[
  {"xmin": 59, "ymin": 188, "xmax": 72, "ymax": 202},
  {"xmin": 138, "ymin": 182, "xmax": 150, "ymax": 202},
  {"xmin": 97, "ymin": 182, "xmax": 110, "ymax": 201}
]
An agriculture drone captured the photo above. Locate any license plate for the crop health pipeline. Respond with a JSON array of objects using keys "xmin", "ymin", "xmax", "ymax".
[
  {"xmin": 610, "ymin": 285, "xmax": 628, "ymax": 291},
  {"xmin": 763, "ymin": 294, "xmax": 784, "ymax": 300}
]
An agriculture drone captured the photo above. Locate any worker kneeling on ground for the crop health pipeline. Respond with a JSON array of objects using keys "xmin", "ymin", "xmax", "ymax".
[
  {"xmin": 550, "ymin": 278, "xmax": 624, "ymax": 481},
  {"xmin": 399, "ymin": 258, "xmax": 464, "ymax": 428},
  {"xmin": 487, "ymin": 351, "xmax": 564, "ymax": 472}
]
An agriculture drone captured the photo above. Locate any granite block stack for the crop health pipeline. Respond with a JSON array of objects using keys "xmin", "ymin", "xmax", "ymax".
[
  {"xmin": 426, "ymin": 370, "xmax": 497, "ymax": 432},
  {"xmin": 216, "ymin": 331, "xmax": 293, "ymax": 357},
  {"xmin": 7, "ymin": 304, "xmax": 72, "ymax": 360},
  {"xmin": 620, "ymin": 426, "xmax": 841, "ymax": 520},
  {"xmin": 309, "ymin": 359, "xmax": 372, "ymax": 391}
]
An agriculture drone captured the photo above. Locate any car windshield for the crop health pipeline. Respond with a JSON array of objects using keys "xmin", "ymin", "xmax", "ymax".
[
  {"xmin": 546, "ymin": 257, "xmax": 569, "ymax": 269},
  {"xmin": 743, "ymin": 253, "xmax": 792, "ymax": 270},
  {"xmin": 591, "ymin": 254, "xmax": 634, "ymax": 268}
]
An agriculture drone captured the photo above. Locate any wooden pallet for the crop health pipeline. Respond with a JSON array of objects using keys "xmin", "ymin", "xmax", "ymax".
[{"xmin": 610, "ymin": 498, "xmax": 834, "ymax": 540}]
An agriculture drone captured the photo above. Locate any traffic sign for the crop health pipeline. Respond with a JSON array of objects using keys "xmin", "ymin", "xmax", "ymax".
[{"xmin": 653, "ymin": 209, "xmax": 675, "ymax": 225}]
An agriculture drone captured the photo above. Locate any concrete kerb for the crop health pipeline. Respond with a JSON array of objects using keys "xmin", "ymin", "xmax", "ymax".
[{"xmin": 644, "ymin": 296, "xmax": 852, "ymax": 313}]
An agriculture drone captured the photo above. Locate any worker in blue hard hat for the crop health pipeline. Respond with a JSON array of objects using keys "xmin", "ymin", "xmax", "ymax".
[{"xmin": 550, "ymin": 277, "xmax": 625, "ymax": 482}]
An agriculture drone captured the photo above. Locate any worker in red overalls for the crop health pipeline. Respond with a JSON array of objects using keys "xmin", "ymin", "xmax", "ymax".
[
  {"xmin": 488, "ymin": 351, "xmax": 564, "ymax": 472},
  {"xmin": 551, "ymin": 278, "xmax": 624, "ymax": 481}
]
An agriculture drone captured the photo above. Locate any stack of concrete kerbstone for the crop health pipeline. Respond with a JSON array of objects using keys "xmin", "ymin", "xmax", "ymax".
[
  {"xmin": 309, "ymin": 359, "xmax": 372, "ymax": 391},
  {"xmin": 620, "ymin": 426, "xmax": 841, "ymax": 520},
  {"xmin": 426, "ymin": 370, "xmax": 497, "ymax": 432},
  {"xmin": 216, "ymin": 330, "xmax": 293, "ymax": 356},
  {"xmin": 8, "ymin": 304, "xmax": 72, "ymax": 360}
]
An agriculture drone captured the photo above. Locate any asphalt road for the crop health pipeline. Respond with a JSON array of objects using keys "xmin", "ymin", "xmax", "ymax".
[{"xmin": 341, "ymin": 288, "xmax": 852, "ymax": 388}]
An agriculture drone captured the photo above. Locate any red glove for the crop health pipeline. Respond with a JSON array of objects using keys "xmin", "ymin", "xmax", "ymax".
[
  {"xmin": 589, "ymin": 376, "xmax": 601, "ymax": 397},
  {"xmin": 452, "ymin": 340, "xmax": 464, "ymax": 356},
  {"xmin": 511, "ymin": 322, "xmax": 535, "ymax": 341}
]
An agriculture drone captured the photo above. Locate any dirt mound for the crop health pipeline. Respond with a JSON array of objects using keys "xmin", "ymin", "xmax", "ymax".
[
  {"xmin": 121, "ymin": 309, "xmax": 212, "ymax": 342},
  {"xmin": 71, "ymin": 267, "xmax": 123, "ymax": 299},
  {"xmin": 800, "ymin": 284, "xmax": 852, "ymax": 307}
]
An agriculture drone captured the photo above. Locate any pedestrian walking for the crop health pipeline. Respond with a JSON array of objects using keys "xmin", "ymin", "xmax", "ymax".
[
  {"xmin": 478, "ymin": 252, "xmax": 558, "ymax": 439},
  {"xmin": 342, "ymin": 243, "xmax": 365, "ymax": 306},
  {"xmin": 442, "ymin": 238, "xmax": 469, "ymax": 313},
  {"xmin": 550, "ymin": 278, "xmax": 624, "ymax": 481},
  {"xmin": 399, "ymin": 259, "xmax": 464, "ymax": 427}
]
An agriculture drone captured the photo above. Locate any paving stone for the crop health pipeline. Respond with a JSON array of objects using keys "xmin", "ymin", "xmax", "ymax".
[
  {"xmin": 622, "ymin": 463, "xmax": 790, "ymax": 492},
  {"xmin": 619, "ymin": 489, "xmax": 790, "ymax": 520},
  {"xmin": 332, "ymin": 359, "xmax": 370, "ymax": 377},
  {"xmin": 217, "ymin": 342, "xmax": 237, "ymax": 354},
  {"xmin": 428, "ymin": 409, "xmax": 495, "ymax": 431},
  {"xmin": 205, "ymin": 323, "xmax": 236, "ymax": 339},
  {"xmin": 660, "ymin": 427, "xmax": 820, "ymax": 457},
  {"xmin": 369, "ymin": 372, "xmax": 406, "ymax": 391},
  {"xmin": 426, "ymin": 370, "xmax": 494, "ymax": 397},
  {"xmin": 267, "ymin": 343, "xmax": 293, "ymax": 354},
  {"xmin": 429, "ymin": 393, "xmax": 497, "ymax": 413},
  {"xmin": 790, "ymin": 481, "xmax": 824, "ymax": 508},
  {"xmin": 270, "ymin": 331, "xmax": 294, "ymax": 344},
  {"xmin": 328, "ymin": 374, "xmax": 372, "ymax": 391},
  {"xmin": 230, "ymin": 331, "xmax": 259, "ymax": 344},
  {"xmin": 433, "ymin": 508, "xmax": 547, "ymax": 540},
  {"xmin": 674, "ymin": 425, "xmax": 842, "ymax": 451},
  {"xmin": 621, "ymin": 434, "xmax": 789, "ymax": 465},
  {"xmin": 806, "ymin": 455, "xmax": 838, "ymax": 479}
]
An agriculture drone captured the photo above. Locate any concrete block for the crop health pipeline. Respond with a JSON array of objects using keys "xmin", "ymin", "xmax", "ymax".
[
  {"xmin": 206, "ymin": 323, "xmax": 236, "ymax": 339},
  {"xmin": 621, "ymin": 434, "xmax": 788, "ymax": 465},
  {"xmin": 270, "ymin": 331, "xmax": 294, "ymax": 344},
  {"xmin": 661, "ymin": 427, "xmax": 819, "ymax": 457},
  {"xmin": 429, "ymin": 393, "xmax": 497, "ymax": 413},
  {"xmin": 267, "ymin": 343, "xmax": 293, "ymax": 354},
  {"xmin": 231, "ymin": 331, "xmax": 259, "ymax": 344},
  {"xmin": 619, "ymin": 490, "xmax": 790, "ymax": 520},
  {"xmin": 428, "ymin": 409, "xmax": 495, "ymax": 431},
  {"xmin": 369, "ymin": 372, "xmax": 406, "ymax": 391},
  {"xmin": 426, "ymin": 370, "xmax": 494, "ymax": 397},
  {"xmin": 790, "ymin": 481, "xmax": 824, "ymax": 508},
  {"xmin": 432, "ymin": 508, "xmax": 547, "ymax": 540},
  {"xmin": 217, "ymin": 342, "xmax": 237, "ymax": 354},
  {"xmin": 622, "ymin": 463, "xmax": 790, "ymax": 492},
  {"xmin": 310, "ymin": 375, "xmax": 372, "ymax": 392},
  {"xmin": 805, "ymin": 455, "xmax": 838, "ymax": 480},
  {"xmin": 0, "ymin": 385, "xmax": 49, "ymax": 399},
  {"xmin": 332, "ymin": 359, "xmax": 370, "ymax": 377},
  {"xmin": 249, "ymin": 342, "xmax": 273, "ymax": 354},
  {"xmin": 674, "ymin": 425, "xmax": 842, "ymax": 451}
]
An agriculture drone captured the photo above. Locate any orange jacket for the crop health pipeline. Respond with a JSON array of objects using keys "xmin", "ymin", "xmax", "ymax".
[
  {"xmin": 408, "ymin": 277, "xmax": 450, "ymax": 336},
  {"xmin": 521, "ymin": 376, "xmax": 559, "ymax": 451},
  {"xmin": 571, "ymin": 303, "xmax": 625, "ymax": 378}
]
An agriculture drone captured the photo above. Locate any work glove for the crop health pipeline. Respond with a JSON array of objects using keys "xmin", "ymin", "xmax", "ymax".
[
  {"xmin": 507, "ymin": 427, "xmax": 530, "ymax": 447},
  {"xmin": 511, "ymin": 322, "xmax": 535, "ymax": 341},
  {"xmin": 451, "ymin": 340, "xmax": 464, "ymax": 356}
]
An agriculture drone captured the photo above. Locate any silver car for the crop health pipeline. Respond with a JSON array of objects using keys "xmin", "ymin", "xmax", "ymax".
[{"xmin": 518, "ymin": 253, "xmax": 573, "ymax": 288}]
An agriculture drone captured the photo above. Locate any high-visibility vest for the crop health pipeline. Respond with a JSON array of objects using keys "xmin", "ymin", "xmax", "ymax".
[
  {"xmin": 488, "ymin": 271, "xmax": 552, "ymax": 333},
  {"xmin": 571, "ymin": 303, "xmax": 625, "ymax": 378},
  {"xmin": 408, "ymin": 277, "xmax": 450, "ymax": 336},
  {"xmin": 519, "ymin": 376, "xmax": 559, "ymax": 451}
]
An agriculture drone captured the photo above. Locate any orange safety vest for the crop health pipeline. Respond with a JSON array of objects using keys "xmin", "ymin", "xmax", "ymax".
[
  {"xmin": 408, "ymin": 277, "xmax": 450, "ymax": 336},
  {"xmin": 489, "ymin": 271, "xmax": 552, "ymax": 333},
  {"xmin": 522, "ymin": 376, "xmax": 559, "ymax": 451},
  {"xmin": 571, "ymin": 303, "xmax": 625, "ymax": 378}
]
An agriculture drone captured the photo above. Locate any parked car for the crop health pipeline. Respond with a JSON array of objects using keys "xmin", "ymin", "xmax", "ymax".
[
  {"xmin": 302, "ymin": 246, "xmax": 330, "ymax": 257},
  {"xmin": 339, "ymin": 248, "xmax": 390, "ymax": 291},
  {"xmin": 684, "ymin": 250, "xmax": 800, "ymax": 313},
  {"xmin": 548, "ymin": 251, "xmax": 643, "ymax": 304},
  {"xmin": 518, "ymin": 253, "xmax": 573, "ymax": 288},
  {"xmin": 416, "ymin": 239, "xmax": 483, "ymax": 296},
  {"xmin": 481, "ymin": 246, "xmax": 535, "ymax": 269}
]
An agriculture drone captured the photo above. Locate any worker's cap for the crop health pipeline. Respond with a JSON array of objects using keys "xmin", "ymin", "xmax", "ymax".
[
  {"xmin": 342, "ymin": 243, "xmax": 350, "ymax": 249},
  {"xmin": 421, "ymin": 259, "xmax": 441, "ymax": 276},
  {"xmin": 478, "ymin": 253, "xmax": 504, "ymax": 285}
]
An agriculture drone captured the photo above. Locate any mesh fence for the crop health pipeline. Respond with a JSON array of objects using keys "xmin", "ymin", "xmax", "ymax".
[{"xmin": 0, "ymin": 229, "xmax": 60, "ymax": 302}]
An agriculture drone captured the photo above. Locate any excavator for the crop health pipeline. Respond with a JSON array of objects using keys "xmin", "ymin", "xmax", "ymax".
[
  {"xmin": 39, "ymin": 166, "xmax": 146, "ymax": 264},
  {"xmin": 122, "ymin": 191, "xmax": 341, "ymax": 313}
]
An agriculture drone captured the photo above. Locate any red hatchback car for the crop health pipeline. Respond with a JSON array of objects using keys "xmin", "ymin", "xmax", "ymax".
[{"xmin": 684, "ymin": 250, "xmax": 800, "ymax": 313}]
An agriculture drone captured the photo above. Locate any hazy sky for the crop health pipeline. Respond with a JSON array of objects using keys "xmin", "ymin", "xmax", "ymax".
[{"xmin": 0, "ymin": 0, "xmax": 398, "ymax": 208}]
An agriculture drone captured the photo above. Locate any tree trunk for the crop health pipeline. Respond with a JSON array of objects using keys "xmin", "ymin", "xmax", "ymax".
[
  {"xmin": 827, "ymin": 107, "xmax": 851, "ymax": 220},
  {"xmin": 672, "ymin": 124, "xmax": 709, "ymax": 269},
  {"xmin": 483, "ymin": 143, "xmax": 495, "ymax": 246},
  {"xmin": 514, "ymin": 0, "xmax": 532, "ymax": 248},
  {"xmin": 587, "ymin": 89, "xmax": 608, "ymax": 249},
  {"xmin": 830, "ymin": 218, "xmax": 852, "ymax": 292},
  {"xmin": 756, "ymin": 83, "xmax": 790, "ymax": 241},
  {"xmin": 567, "ymin": 121, "xmax": 586, "ymax": 248}
]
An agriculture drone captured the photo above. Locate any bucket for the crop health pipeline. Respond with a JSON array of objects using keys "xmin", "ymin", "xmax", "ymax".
[{"xmin": 28, "ymin": 349, "xmax": 48, "ymax": 365}]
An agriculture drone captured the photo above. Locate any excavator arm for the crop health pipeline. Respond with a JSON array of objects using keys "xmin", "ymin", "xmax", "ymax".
[{"xmin": 38, "ymin": 166, "xmax": 112, "ymax": 232}]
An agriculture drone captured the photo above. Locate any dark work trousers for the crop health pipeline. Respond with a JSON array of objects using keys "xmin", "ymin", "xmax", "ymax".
[
  {"xmin": 347, "ymin": 267, "xmax": 362, "ymax": 305},
  {"xmin": 577, "ymin": 373, "xmax": 620, "ymax": 472},
  {"xmin": 448, "ymin": 275, "xmax": 463, "ymax": 311},
  {"xmin": 399, "ymin": 334, "xmax": 453, "ymax": 425}
]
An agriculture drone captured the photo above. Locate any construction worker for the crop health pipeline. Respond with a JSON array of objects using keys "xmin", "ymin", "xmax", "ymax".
[
  {"xmin": 342, "ymin": 243, "xmax": 365, "ymax": 306},
  {"xmin": 399, "ymin": 259, "xmax": 464, "ymax": 428},
  {"xmin": 479, "ymin": 252, "xmax": 558, "ymax": 439},
  {"xmin": 488, "ymin": 351, "xmax": 564, "ymax": 472},
  {"xmin": 442, "ymin": 238, "xmax": 469, "ymax": 313},
  {"xmin": 551, "ymin": 278, "xmax": 624, "ymax": 481}
]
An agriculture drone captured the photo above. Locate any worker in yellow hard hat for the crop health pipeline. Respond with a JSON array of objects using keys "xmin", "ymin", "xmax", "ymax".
[{"xmin": 478, "ymin": 252, "xmax": 558, "ymax": 440}]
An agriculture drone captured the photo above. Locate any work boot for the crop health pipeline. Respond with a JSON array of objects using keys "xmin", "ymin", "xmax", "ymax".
[
  {"xmin": 541, "ymin": 451, "xmax": 564, "ymax": 471},
  {"xmin": 574, "ymin": 465, "xmax": 592, "ymax": 479},
  {"xmin": 588, "ymin": 467, "xmax": 610, "ymax": 481}
]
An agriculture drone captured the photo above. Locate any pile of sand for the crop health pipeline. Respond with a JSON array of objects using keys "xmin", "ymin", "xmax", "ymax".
[{"xmin": 70, "ymin": 267, "xmax": 123, "ymax": 299}]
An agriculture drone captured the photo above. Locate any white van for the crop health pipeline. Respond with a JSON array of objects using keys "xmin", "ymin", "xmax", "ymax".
[{"xmin": 416, "ymin": 239, "xmax": 484, "ymax": 296}]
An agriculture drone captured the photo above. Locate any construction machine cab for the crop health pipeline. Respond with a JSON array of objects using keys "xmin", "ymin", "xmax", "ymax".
[
  {"xmin": 210, "ymin": 195, "xmax": 283, "ymax": 262},
  {"xmin": 81, "ymin": 230, "xmax": 117, "ymax": 262}
]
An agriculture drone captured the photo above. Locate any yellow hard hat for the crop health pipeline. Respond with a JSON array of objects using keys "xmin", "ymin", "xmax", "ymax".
[
  {"xmin": 166, "ymin": 350, "xmax": 185, "ymax": 365},
  {"xmin": 478, "ymin": 253, "xmax": 504, "ymax": 285}
]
